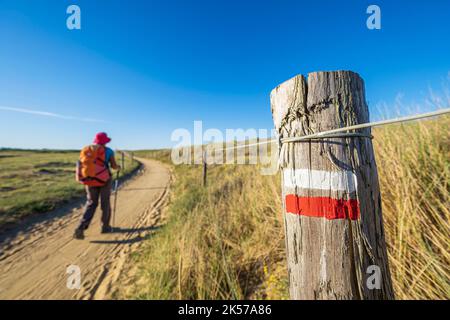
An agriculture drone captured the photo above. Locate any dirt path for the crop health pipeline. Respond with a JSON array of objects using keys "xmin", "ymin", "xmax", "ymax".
[{"xmin": 0, "ymin": 158, "xmax": 171, "ymax": 300}]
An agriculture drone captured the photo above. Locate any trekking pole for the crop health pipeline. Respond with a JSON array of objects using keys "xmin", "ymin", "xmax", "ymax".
[{"xmin": 112, "ymin": 169, "xmax": 120, "ymax": 228}]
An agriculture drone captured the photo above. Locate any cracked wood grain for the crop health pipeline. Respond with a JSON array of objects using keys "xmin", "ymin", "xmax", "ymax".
[{"xmin": 271, "ymin": 70, "xmax": 394, "ymax": 300}]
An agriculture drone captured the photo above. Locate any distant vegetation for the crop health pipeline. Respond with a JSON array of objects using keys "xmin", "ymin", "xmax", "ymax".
[
  {"xmin": 127, "ymin": 116, "xmax": 449, "ymax": 300},
  {"xmin": 0, "ymin": 150, "xmax": 139, "ymax": 226}
]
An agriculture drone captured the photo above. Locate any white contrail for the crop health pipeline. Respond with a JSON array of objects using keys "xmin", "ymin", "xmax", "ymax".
[{"xmin": 0, "ymin": 105, "xmax": 108, "ymax": 123}]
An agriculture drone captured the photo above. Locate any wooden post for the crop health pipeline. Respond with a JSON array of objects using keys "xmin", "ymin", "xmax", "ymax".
[
  {"xmin": 121, "ymin": 152, "xmax": 125, "ymax": 171},
  {"xmin": 202, "ymin": 149, "xmax": 207, "ymax": 187},
  {"xmin": 271, "ymin": 71, "xmax": 394, "ymax": 300}
]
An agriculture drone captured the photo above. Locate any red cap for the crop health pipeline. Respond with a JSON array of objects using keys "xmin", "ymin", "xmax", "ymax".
[{"xmin": 93, "ymin": 132, "xmax": 111, "ymax": 145}]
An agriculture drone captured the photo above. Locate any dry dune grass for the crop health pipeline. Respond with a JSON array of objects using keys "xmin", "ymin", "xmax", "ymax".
[
  {"xmin": 375, "ymin": 118, "xmax": 449, "ymax": 299},
  {"xmin": 131, "ymin": 116, "xmax": 449, "ymax": 300}
]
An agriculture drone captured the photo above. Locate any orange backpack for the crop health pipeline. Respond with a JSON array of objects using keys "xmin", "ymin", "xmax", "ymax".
[{"xmin": 76, "ymin": 145, "xmax": 111, "ymax": 187}]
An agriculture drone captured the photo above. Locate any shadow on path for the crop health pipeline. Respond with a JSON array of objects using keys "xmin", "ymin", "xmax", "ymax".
[{"xmin": 89, "ymin": 225, "xmax": 161, "ymax": 245}]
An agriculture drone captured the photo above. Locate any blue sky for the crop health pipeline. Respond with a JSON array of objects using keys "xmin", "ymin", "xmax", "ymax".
[{"xmin": 0, "ymin": 0, "xmax": 449, "ymax": 150}]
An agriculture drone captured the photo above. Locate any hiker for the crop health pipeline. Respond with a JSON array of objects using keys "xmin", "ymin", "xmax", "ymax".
[{"xmin": 74, "ymin": 132, "xmax": 121, "ymax": 240}]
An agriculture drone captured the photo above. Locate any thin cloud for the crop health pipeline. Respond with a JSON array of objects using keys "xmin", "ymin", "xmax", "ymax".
[{"xmin": 0, "ymin": 106, "xmax": 109, "ymax": 123}]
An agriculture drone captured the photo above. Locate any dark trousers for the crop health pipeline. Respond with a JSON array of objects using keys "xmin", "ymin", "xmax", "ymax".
[{"xmin": 77, "ymin": 179, "xmax": 112, "ymax": 230}]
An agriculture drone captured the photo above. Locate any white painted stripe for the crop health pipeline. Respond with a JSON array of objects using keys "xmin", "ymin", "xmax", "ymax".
[{"xmin": 283, "ymin": 168, "xmax": 358, "ymax": 192}]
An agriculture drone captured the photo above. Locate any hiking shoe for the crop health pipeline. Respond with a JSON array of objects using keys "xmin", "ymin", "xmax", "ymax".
[
  {"xmin": 101, "ymin": 225, "xmax": 113, "ymax": 234},
  {"xmin": 73, "ymin": 228, "xmax": 85, "ymax": 240}
]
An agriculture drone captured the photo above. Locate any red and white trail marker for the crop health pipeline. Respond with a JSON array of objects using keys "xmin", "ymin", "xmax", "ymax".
[{"xmin": 283, "ymin": 168, "xmax": 360, "ymax": 220}]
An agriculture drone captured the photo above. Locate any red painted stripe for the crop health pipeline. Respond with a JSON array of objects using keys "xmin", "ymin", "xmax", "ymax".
[{"xmin": 285, "ymin": 195, "xmax": 360, "ymax": 220}]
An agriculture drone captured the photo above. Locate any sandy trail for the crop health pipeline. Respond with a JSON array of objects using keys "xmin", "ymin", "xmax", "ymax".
[{"xmin": 0, "ymin": 158, "xmax": 170, "ymax": 300}]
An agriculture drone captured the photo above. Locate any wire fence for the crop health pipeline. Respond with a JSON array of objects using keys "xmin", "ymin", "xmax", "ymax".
[
  {"xmin": 220, "ymin": 108, "xmax": 450, "ymax": 151},
  {"xmin": 201, "ymin": 108, "xmax": 450, "ymax": 184}
]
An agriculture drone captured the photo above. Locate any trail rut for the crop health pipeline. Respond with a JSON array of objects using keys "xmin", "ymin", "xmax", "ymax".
[{"xmin": 0, "ymin": 158, "xmax": 170, "ymax": 300}]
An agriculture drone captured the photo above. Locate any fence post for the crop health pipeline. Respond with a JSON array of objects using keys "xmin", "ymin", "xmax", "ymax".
[
  {"xmin": 202, "ymin": 149, "xmax": 207, "ymax": 187},
  {"xmin": 121, "ymin": 151, "xmax": 125, "ymax": 171},
  {"xmin": 270, "ymin": 71, "xmax": 394, "ymax": 299}
]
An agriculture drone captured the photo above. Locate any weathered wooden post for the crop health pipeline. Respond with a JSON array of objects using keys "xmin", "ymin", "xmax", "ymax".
[
  {"xmin": 202, "ymin": 149, "xmax": 207, "ymax": 187},
  {"xmin": 271, "ymin": 71, "xmax": 394, "ymax": 300}
]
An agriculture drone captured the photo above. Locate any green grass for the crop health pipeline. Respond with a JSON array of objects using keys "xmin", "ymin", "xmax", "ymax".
[
  {"xmin": 0, "ymin": 149, "xmax": 139, "ymax": 226},
  {"xmin": 126, "ymin": 116, "xmax": 449, "ymax": 300}
]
